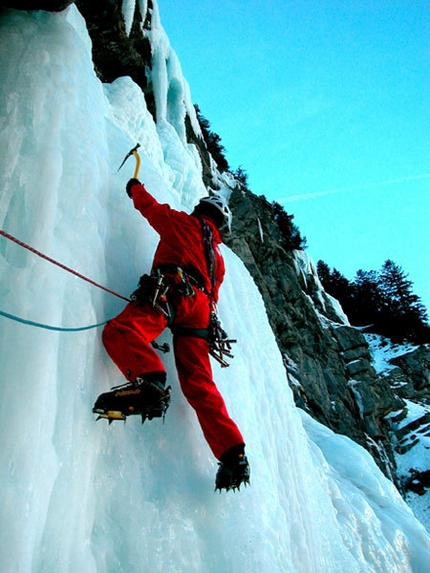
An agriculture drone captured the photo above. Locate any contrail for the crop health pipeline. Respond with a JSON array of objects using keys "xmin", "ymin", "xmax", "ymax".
[{"xmin": 280, "ymin": 173, "xmax": 430, "ymax": 203}]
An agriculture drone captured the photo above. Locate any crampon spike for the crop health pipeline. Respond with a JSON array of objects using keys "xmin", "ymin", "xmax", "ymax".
[
  {"xmin": 95, "ymin": 410, "xmax": 126, "ymax": 423},
  {"xmin": 214, "ymin": 480, "xmax": 249, "ymax": 493}
]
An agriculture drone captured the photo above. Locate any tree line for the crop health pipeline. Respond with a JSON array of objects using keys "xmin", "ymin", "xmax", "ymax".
[{"xmin": 317, "ymin": 259, "xmax": 430, "ymax": 344}]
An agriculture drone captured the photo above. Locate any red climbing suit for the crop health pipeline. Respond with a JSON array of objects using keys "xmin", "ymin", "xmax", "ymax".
[{"xmin": 102, "ymin": 181, "xmax": 244, "ymax": 459}]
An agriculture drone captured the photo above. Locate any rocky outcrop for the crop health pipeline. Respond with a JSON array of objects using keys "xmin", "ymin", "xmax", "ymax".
[
  {"xmin": 332, "ymin": 325, "xmax": 402, "ymax": 437},
  {"xmin": 75, "ymin": 0, "xmax": 153, "ymax": 102},
  {"xmin": 388, "ymin": 346, "xmax": 430, "ymax": 398},
  {"xmin": 1, "ymin": 0, "xmax": 72, "ymax": 9},
  {"xmin": 225, "ymin": 188, "xmax": 404, "ymax": 480},
  {"xmin": 377, "ymin": 346, "xmax": 430, "ymax": 496}
]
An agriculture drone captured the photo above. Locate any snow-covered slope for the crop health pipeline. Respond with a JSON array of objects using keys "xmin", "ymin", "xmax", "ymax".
[
  {"xmin": 0, "ymin": 5, "xmax": 429, "ymax": 572},
  {"xmin": 366, "ymin": 333, "xmax": 430, "ymax": 533}
]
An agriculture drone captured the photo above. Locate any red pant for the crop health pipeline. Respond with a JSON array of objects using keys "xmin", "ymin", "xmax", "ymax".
[{"xmin": 102, "ymin": 286, "xmax": 244, "ymax": 459}]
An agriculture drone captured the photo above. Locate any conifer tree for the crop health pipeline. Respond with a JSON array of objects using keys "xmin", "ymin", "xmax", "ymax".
[
  {"xmin": 194, "ymin": 104, "xmax": 229, "ymax": 171},
  {"xmin": 377, "ymin": 260, "xmax": 429, "ymax": 342},
  {"xmin": 316, "ymin": 260, "xmax": 331, "ymax": 286},
  {"xmin": 272, "ymin": 201, "xmax": 307, "ymax": 250},
  {"xmin": 317, "ymin": 259, "xmax": 430, "ymax": 343},
  {"xmin": 317, "ymin": 261, "xmax": 353, "ymax": 314},
  {"xmin": 350, "ymin": 269, "xmax": 381, "ymax": 326}
]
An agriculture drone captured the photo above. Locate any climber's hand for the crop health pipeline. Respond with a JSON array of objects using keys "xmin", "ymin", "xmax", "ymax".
[{"xmin": 126, "ymin": 178, "xmax": 140, "ymax": 198}]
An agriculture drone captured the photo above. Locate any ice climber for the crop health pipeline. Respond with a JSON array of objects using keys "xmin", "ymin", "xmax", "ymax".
[{"xmin": 93, "ymin": 178, "xmax": 250, "ymax": 492}]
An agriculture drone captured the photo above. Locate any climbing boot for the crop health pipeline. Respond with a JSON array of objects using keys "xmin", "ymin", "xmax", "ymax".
[
  {"xmin": 93, "ymin": 372, "xmax": 171, "ymax": 424},
  {"xmin": 215, "ymin": 444, "xmax": 250, "ymax": 492}
]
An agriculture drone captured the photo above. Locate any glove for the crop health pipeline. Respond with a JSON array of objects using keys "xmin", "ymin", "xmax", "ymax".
[{"xmin": 126, "ymin": 178, "xmax": 140, "ymax": 198}]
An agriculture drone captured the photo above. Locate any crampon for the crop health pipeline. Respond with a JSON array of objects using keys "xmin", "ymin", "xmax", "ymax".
[
  {"xmin": 215, "ymin": 448, "xmax": 250, "ymax": 492},
  {"xmin": 92, "ymin": 377, "xmax": 171, "ymax": 424}
]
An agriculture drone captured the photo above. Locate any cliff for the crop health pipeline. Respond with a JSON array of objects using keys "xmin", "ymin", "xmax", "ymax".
[{"xmin": 3, "ymin": 0, "xmax": 429, "ymax": 524}]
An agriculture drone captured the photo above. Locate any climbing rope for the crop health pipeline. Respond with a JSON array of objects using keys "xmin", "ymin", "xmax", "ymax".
[
  {"xmin": 0, "ymin": 229, "xmax": 130, "ymax": 302},
  {"xmin": 0, "ymin": 309, "xmax": 108, "ymax": 332},
  {"xmin": 0, "ymin": 228, "xmax": 131, "ymax": 332}
]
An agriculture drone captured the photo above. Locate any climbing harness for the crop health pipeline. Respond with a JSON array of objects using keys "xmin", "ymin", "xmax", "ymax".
[
  {"xmin": 170, "ymin": 302, "xmax": 236, "ymax": 368},
  {"xmin": 171, "ymin": 313, "xmax": 236, "ymax": 367},
  {"xmin": 130, "ymin": 265, "xmax": 236, "ymax": 367},
  {"xmin": 130, "ymin": 267, "xmax": 197, "ymax": 323}
]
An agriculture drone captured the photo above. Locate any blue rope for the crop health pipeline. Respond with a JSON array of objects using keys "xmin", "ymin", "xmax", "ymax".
[{"xmin": 0, "ymin": 309, "xmax": 108, "ymax": 332}]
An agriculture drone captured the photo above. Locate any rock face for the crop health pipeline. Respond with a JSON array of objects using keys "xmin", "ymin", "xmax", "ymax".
[
  {"xmin": 225, "ymin": 188, "xmax": 405, "ymax": 481},
  {"xmin": 76, "ymin": 1, "xmax": 152, "ymax": 90},
  {"xmin": 389, "ymin": 346, "xmax": 430, "ymax": 398},
  {"xmin": 378, "ymin": 346, "xmax": 430, "ymax": 496}
]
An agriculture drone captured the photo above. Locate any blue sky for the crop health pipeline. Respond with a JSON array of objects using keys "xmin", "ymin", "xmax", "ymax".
[{"xmin": 159, "ymin": 1, "xmax": 430, "ymax": 313}]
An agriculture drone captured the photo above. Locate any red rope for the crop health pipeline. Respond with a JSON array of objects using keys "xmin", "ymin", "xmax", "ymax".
[{"xmin": 0, "ymin": 228, "xmax": 130, "ymax": 302}]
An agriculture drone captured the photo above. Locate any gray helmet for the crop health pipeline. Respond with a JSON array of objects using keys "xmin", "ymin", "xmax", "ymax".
[{"xmin": 197, "ymin": 195, "xmax": 232, "ymax": 232}]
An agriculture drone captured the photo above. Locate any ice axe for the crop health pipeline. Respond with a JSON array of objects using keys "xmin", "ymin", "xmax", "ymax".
[{"xmin": 117, "ymin": 143, "xmax": 141, "ymax": 179}]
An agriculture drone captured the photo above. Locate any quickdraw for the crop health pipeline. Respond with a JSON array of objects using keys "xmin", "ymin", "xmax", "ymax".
[{"xmin": 208, "ymin": 305, "xmax": 237, "ymax": 368}]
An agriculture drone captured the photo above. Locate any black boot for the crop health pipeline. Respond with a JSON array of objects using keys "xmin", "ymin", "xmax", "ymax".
[
  {"xmin": 215, "ymin": 444, "xmax": 250, "ymax": 492},
  {"xmin": 93, "ymin": 372, "xmax": 171, "ymax": 424}
]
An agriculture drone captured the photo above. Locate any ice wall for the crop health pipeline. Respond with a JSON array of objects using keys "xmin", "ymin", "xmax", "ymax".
[{"xmin": 0, "ymin": 4, "xmax": 429, "ymax": 572}]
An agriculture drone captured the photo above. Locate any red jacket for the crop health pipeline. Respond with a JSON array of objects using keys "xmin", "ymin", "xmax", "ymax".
[{"xmin": 130, "ymin": 181, "xmax": 225, "ymax": 301}]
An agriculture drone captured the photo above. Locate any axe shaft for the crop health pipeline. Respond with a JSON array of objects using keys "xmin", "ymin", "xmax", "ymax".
[{"xmin": 132, "ymin": 149, "xmax": 141, "ymax": 179}]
